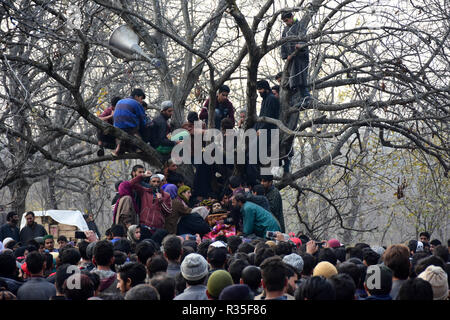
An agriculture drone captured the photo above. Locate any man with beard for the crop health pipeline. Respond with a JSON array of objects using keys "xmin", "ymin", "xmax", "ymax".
[
  {"xmin": 150, "ymin": 100, "xmax": 182, "ymax": 155},
  {"xmin": 19, "ymin": 211, "xmax": 48, "ymax": 244},
  {"xmin": 0, "ymin": 211, "xmax": 20, "ymax": 242},
  {"xmin": 254, "ymin": 80, "xmax": 280, "ymax": 162}
]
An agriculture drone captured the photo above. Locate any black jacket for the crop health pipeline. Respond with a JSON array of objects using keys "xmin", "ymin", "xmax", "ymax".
[
  {"xmin": 150, "ymin": 114, "xmax": 176, "ymax": 148},
  {"xmin": 176, "ymin": 213, "xmax": 211, "ymax": 237}
]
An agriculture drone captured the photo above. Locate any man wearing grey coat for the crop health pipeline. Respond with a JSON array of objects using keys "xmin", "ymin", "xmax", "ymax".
[{"xmin": 281, "ymin": 12, "xmax": 310, "ymax": 106}]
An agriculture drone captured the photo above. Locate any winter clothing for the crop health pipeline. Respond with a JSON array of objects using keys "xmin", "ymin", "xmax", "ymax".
[{"xmin": 241, "ymin": 201, "xmax": 281, "ymax": 238}]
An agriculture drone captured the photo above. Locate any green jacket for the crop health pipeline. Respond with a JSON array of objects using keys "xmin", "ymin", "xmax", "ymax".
[{"xmin": 241, "ymin": 201, "xmax": 281, "ymax": 238}]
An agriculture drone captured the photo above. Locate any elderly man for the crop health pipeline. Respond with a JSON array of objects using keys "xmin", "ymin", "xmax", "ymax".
[
  {"xmin": 129, "ymin": 172, "xmax": 172, "ymax": 230},
  {"xmin": 149, "ymin": 100, "xmax": 182, "ymax": 154}
]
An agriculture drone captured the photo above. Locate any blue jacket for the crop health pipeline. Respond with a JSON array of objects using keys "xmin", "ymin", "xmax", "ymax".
[{"xmin": 113, "ymin": 97, "xmax": 147, "ymax": 129}]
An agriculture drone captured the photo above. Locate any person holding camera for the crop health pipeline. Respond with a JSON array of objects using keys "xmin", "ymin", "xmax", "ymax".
[{"xmin": 129, "ymin": 172, "xmax": 172, "ymax": 231}]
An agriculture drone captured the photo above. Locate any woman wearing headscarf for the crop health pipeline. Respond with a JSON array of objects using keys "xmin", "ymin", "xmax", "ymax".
[
  {"xmin": 127, "ymin": 224, "xmax": 141, "ymax": 252},
  {"xmin": 113, "ymin": 181, "xmax": 138, "ymax": 229},
  {"xmin": 161, "ymin": 184, "xmax": 178, "ymax": 200},
  {"xmin": 164, "ymin": 185, "xmax": 193, "ymax": 235}
]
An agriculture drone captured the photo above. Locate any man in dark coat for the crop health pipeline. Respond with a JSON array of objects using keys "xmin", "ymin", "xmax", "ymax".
[
  {"xmin": 149, "ymin": 101, "xmax": 181, "ymax": 154},
  {"xmin": 261, "ymin": 175, "xmax": 285, "ymax": 233},
  {"xmin": 19, "ymin": 211, "xmax": 47, "ymax": 244},
  {"xmin": 0, "ymin": 211, "xmax": 20, "ymax": 242},
  {"xmin": 281, "ymin": 12, "xmax": 310, "ymax": 107},
  {"xmin": 254, "ymin": 80, "xmax": 280, "ymax": 163}
]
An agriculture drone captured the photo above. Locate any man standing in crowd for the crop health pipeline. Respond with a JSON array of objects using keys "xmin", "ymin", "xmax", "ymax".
[
  {"xmin": 261, "ymin": 175, "xmax": 285, "ymax": 233},
  {"xmin": 200, "ymin": 85, "xmax": 235, "ymax": 130},
  {"xmin": 19, "ymin": 211, "xmax": 47, "ymax": 244},
  {"xmin": 112, "ymin": 88, "xmax": 147, "ymax": 156},
  {"xmin": 0, "ymin": 211, "xmax": 20, "ymax": 242}
]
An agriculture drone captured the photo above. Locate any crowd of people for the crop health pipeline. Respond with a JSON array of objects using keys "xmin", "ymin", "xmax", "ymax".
[
  {"xmin": 0, "ymin": 176, "xmax": 449, "ymax": 301},
  {"xmin": 0, "ymin": 11, "xmax": 448, "ymax": 302}
]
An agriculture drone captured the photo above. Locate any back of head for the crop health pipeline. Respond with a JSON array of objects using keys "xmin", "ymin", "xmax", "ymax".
[
  {"xmin": 362, "ymin": 248, "xmax": 381, "ymax": 266},
  {"xmin": 60, "ymin": 247, "xmax": 81, "ymax": 265},
  {"xmin": 337, "ymin": 261, "xmax": 366, "ymax": 290},
  {"xmin": 25, "ymin": 251, "xmax": 45, "ymax": 274},
  {"xmin": 113, "ymin": 239, "xmax": 132, "ymax": 255},
  {"xmin": 118, "ymin": 262, "xmax": 147, "ymax": 288},
  {"xmin": 318, "ymin": 248, "xmax": 337, "ymax": 265},
  {"xmin": 299, "ymin": 253, "xmax": 316, "ymax": 276},
  {"xmin": 241, "ymin": 265, "xmax": 261, "ymax": 291},
  {"xmin": 228, "ymin": 259, "xmax": 249, "ymax": 284},
  {"xmin": 396, "ymin": 277, "xmax": 433, "ymax": 300},
  {"xmin": 329, "ymin": 273, "xmax": 356, "ymax": 300},
  {"xmin": 254, "ymin": 247, "xmax": 275, "ymax": 267},
  {"xmin": 77, "ymin": 241, "xmax": 90, "ymax": 260},
  {"xmin": 147, "ymin": 255, "xmax": 168, "ymax": 278},
  {"xmin": 346, "ymin": 247, "xmax": 363, "ymax": 261},
  {"xmin": 207, "ymin": 270, "xmax": 233, "ymax": 299},
  {"xmin": 111, "ymin": 224, "xmax": 126, "ymax": 238},
  {"xmin": 93, "ymin": 240, "xmax": 114, "ymax": 267},
  {"xmin": 63, "ymin": 273, "xmax": 94, "ymax": 300},
  {"xmin": 207, "ymin": 245, "xmax": 228, "ymax": 269},
  {"xmin": 197, "ymin": 239, "xmax": 213, "ymax": 259},
  {"xmin": 252, "ymin": 184, "xmax": 265, "ymax": 196},
  {"xmin": 227, "ymin": 236, "xmax": 242, "ymax": 254},
  {"xmin": 111, "ymin": 96, "xmax": 122, "ymax": 107},
  {"xmin": 221, "ymin": 118, "xmax": 234, "ymax": 130},
  {"xmin": 433, "ymin": 245, "xmax": 449, "ymax": 263},
  {"xmin": 56, "ymin": 264, "xmax": 78, "ymax": 294},
  {"xmin": 364, "ymin": 264, "xmax": 392, "ymax": 296},
  {"xmin": 162, "ymin": 235, "xmax": 182, "ymax": 262},
  {"xmin": 149, "ymin": 274, "xmax": 176, "ymax": 300},
  {"xmin": 237, "ymin": 242, "xmax": 254, "ymax": 254},
  {"xmin": 275, "ymin": 241, "xmax": 293, "ymax": 256},
  {"xmin": 136, "ymin": 240, "xmax": 156, "ymax": 264},
  {"xmin": 295, "ymin": 276, "xmax": 336, "ymax": 300},
  {"xmin": 229, "ymin": 176, "xmax": 242, "ymax": 189},
  {"xmin": 0, "ymin": 251, "xmax": 17, "ymax": 278},
  {"xmin": 125, "ymin": 284, "xmax": 160, "ymax": 300},
  {"xmin": 382, "ymin": 244, "xmax": 410, "ymax": 280},
  {"xmin": 259, "ymin": 256, "xmax": 287, "ymax": 292}
]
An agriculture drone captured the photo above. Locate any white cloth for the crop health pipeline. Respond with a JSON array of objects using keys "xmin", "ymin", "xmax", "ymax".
[
  {"xmin": 191, "ymin": 206, "xmax": 209, "ymax": 220},
  {"xmin": 20, "ymin": 210, "xmax": 89, "ymax": 231}
]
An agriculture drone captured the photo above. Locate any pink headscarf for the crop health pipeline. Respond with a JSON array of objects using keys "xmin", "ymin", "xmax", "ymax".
[{"xmin": 113, "ymin": 181, "xmax": 138, "ymax": 222}]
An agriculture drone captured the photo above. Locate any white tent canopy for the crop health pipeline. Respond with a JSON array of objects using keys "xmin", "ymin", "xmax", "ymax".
[{"xmin": 20, "ymin": 210, "xmax": 89, "ymax": 231}]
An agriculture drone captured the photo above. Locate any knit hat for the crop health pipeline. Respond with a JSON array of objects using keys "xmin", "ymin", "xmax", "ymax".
[
  {"xmin": 416, "ymin": 241, "xmax": 424, "ymax": 252},
  {"xmin": 219, "ymin": 284, "xmax": 254, "ymax": 300},
  {"xmin": 43, "ymin": 235, "xmax": 54, "ymax": 241},
  {"xmin": 180, "ymin": 253, "xmax": 209, "ymax": 281},
  {"xmin": 313, "ymin": 261, "xmax": 338, "ymax": 279},
  {"xmin": 207, "ymin": 270, "xmax": 233, "ymax": 299},
  {"xmin": 161, "ymin": 100, "xmax": 174, "ymax": 111},
  {"xmin": 327, "ymin": 238, "xmax": 341, "ymax": 248},
  {"xmin": 371, "ymin": 246, "xmax": 385, "ymax": 256},
  {"xmin": 283, "ymin": 253, "xmax": 304, "ymax": 274},
  {"xmin": 418, "ymin": 265, "xmax": 449, "ymax": 300}
]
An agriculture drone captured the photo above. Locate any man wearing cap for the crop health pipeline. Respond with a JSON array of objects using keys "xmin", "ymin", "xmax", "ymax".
[
  {"xmin": 0, "ymin": 211, "xmax": 20, "ymax": 242},
  {"xmin": 112, "ymin": 88, "xmax": 148, "ymax": 156},
  {"xmin": 280, "ymin": 11, "xmax": 311, "ymax": 107},
  {"xmin": 149, "ymin": 100, "xmax": 181, "ymax": 154},
  {"xmin": 174, "ymin": 253, "xmax": 209, "ymax": 300},
  {"xmin": 129, "ymin": 171, "xmax": 172, "ymax": 230}
]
